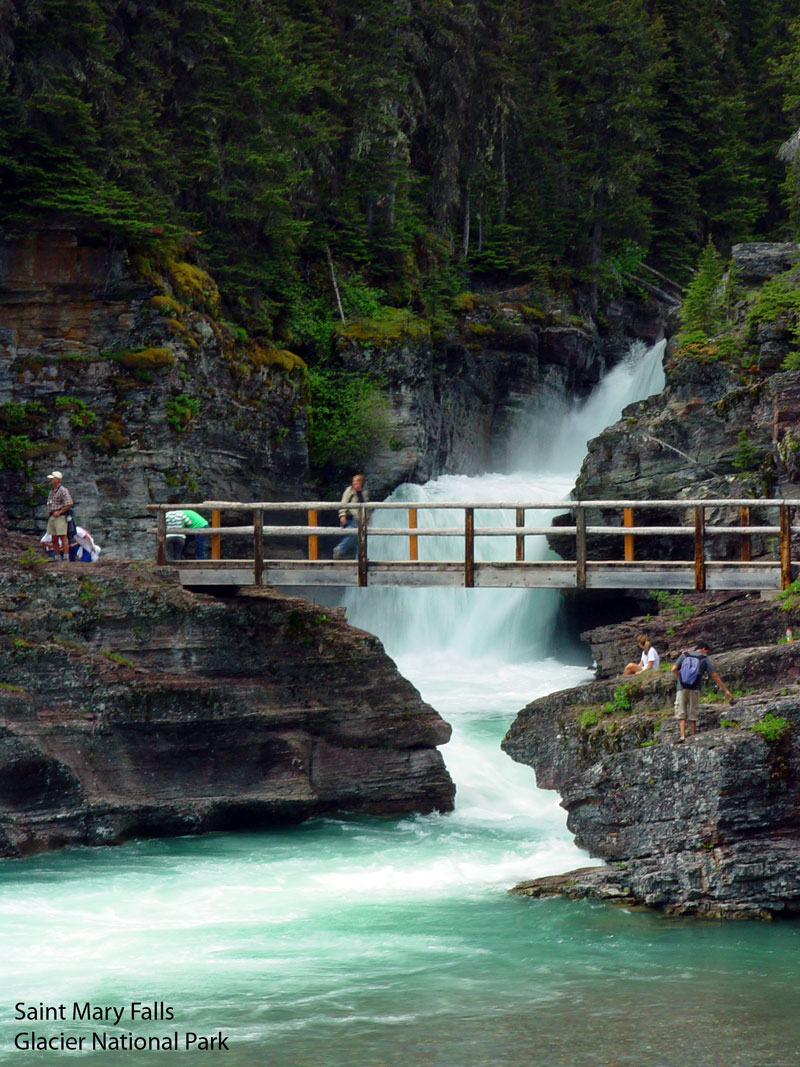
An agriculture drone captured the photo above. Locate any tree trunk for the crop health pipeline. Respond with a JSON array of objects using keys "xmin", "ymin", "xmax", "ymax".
[{"xmin": 462, "ymin": 170, "xmax": 472, "ymax": 259}]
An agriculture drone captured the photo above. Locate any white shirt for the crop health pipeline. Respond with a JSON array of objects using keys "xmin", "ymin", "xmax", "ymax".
[{"xmin": 640, "ymin": 645, "xmax": 660, "ymax": 671}]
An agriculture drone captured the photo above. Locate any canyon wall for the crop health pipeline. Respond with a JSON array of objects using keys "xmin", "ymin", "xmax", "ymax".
[{"xmin": 0, "ymin": 533, "xmax": 454, "ymax": 858}]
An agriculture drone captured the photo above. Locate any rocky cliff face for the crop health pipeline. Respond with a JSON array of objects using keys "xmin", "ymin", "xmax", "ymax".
[
  {"xmin": 0, "ymin": 534, "xmax": 454, "ymax": 858},
  {"xmin": 0, "ymin": 226, "xmax": 312, "ymax": 556},
  {"xmin": 1, "ymin": 228, "xmax": 668, "ymax": 547},
  {"xmin": 503, "ymin": 594, "xmax": 800, "ymax": 918},
  {"xmin": 341, "ymin": 295, "xmax": 669, "ymax": 496},
  {"xmin": 547, "ymin": 242, "xmax": 800, "ymax": 563}
]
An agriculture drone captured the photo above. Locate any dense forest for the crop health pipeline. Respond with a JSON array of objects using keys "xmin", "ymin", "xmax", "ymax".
[{"xmin": 2, "ymin": 0, "xmax": 800, "ymax": 353}]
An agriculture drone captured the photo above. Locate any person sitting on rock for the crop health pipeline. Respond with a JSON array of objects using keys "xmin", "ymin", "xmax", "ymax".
[
  {"xmin": 623, "ymin": 633, "xmax": 660, "ymax": 675},
  {"xmin": 671, "ymin": 639, "xmax": 735, "ymax": 742}
]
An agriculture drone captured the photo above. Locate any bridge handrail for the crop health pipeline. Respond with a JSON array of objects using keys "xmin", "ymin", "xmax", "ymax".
[
  {"xmin": 149, "ymin": 498, "xmax": 800, "ymax": 591},
  {"xmin": 148, "ymin": 497, "xmax": 798, "ymax": 511}
]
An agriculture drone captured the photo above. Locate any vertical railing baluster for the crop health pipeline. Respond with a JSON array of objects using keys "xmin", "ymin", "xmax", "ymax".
[
  {"xmin": 465, "ymin": 507, "xmax": 474, "ymax": 588},
  {"xmin": 409, "ymin": 507, "xmax": 418, "ymax": 561},
  {"xmin": 694, "ymin": 506, "xmax": 706, "ymax": 591},
  {"xmin": 211, "ymin": 509, "xmax": 221, "ymax": 560},
  {"xmin": 780, "ymin": 504, "xmax": 792, "ymax": 589},
  {"xmin": 308, "ymin": 508, "xmax": 318, "ymax": 561},
  {"xmin": 575, "ymin": 506, "xmax": 586, "ymax": 590},
  {"xmin": 156, "ymin": 509, "xmax": 166, "ymax": 565},
  {"xmin": 357, "ymin": 508, "xmax": 368, "ymax": 586},
  {"xmin": 516, "ymin": 507, "xmax": 525, "ymax": 562},
  {"xmin": 624, "ymin": 506, "xmax": 634, "ymax": 561},
  {"xmin": 253, "ymin": 508, "xmax": 263, "ymax": 586},
  {"xmin": 740, "ymin": 505, "xmax": 751, "ymax": 562}
]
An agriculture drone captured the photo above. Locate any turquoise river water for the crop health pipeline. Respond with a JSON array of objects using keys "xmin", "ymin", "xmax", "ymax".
[{"xmin": 2, "ymin": 343, "xmax": 799, "ymax": 1066}]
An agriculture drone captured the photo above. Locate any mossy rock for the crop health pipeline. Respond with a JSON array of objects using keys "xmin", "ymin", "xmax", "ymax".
[
  {"xmin": 166, "ymin": 258, "xmax": 221, "ymax": 317},
  {"xmin": 336, "ymin": 307, "xmax": 431, "ymax": 348},
  {"xmin": 148, "ymin": 294, "xmax": 185, "ymax": 317},
  {"xmin": 249, "ymin": 345, "xmax": 307, "ymax": 375}
]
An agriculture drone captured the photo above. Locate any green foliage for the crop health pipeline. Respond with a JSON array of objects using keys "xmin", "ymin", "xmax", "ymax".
[
  {"xmin": 308, "ymin": 368, "xmax": 392, "ymax": 468},
  {"xmin": 0, "ymin": 0, "xmax": 797, "ymax": 329},
  {"xmin": 578, "ymin": 706, "xmax": 601, "ymax": 730},
  {"xmin": 101, "ymin": 649, "xmax": 135, "ymax": 669},
  {"xmin": 578, "ymin": 683, "xmax": 637, "ymax": 730},
  {"xmin": 746, "ymin": 271, "xmax": 800, "ymax": 344},
  {"xmin": 603, "ymin": 684, "xmax": 634, "ymax": 716},
  {"xmin": 750, "ymin": 713, "xmax": 791, "ymax": 743},
  {"xmin": 55, "ymin": 396, "xmax": 97, "ymax": 428},
  {"xmin": 678, "ymin": 240, "xmax": 728, "ymax": 344},
  {"xmin": 16, "ymin": 547, "xmax": 49, "ymax": 575},
  {"xmin": 165, "ymin": 393, "xmax": 201, "ymax": 433},
  {"xmin": 1, "ymin": 400, "xmax": 45, "ymax": 425},
  {"xmin": 0, "ymin": 433, "xmax": 46, "ymax": 472},
  {"xmin": 732, "ymin": 429, "xmax": 760, "ymax": 472},
  {"xmin": 777, "ymin": 577, "xmax": 800, "ymax": 612},
  {"xmin": 648, "ymin": 589, "xmax": 697, "ymax": 622},
  {"xmin": 337, "ymin": 308, "xmax": 430, "ymax": 348}
]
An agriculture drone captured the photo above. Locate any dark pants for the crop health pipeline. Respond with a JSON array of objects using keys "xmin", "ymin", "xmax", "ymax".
[{"xmin": 194, "ymin": 534, "xmax": 209, "ymax": 560}]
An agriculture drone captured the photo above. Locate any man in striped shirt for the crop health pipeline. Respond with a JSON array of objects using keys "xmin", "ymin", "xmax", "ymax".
[{"xmin": 45, "ymin": 471, "xmax": 73, "ymax": 561}]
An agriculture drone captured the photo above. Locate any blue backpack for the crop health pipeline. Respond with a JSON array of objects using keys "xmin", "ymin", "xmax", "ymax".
[{"xmin": 679, "ymin": 652, "xmax": 702, "ymax": 687}]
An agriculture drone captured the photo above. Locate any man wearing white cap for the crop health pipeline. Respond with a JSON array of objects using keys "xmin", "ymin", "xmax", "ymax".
[{"xmin": 45, "ymin": 471, "xmax": 73, "ymax": 561}]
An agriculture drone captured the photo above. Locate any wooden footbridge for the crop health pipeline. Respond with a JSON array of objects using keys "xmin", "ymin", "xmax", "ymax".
[{"xmin": 149, "ymin": 498, "xmax": 799, "ymax": 592}]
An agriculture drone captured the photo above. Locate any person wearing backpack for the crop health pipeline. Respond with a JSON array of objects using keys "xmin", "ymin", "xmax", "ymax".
[{"xmin": 671, "ymin": 640, "xmax": 735, "ymax": 742}]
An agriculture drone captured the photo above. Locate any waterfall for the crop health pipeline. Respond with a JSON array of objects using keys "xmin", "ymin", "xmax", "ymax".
[{"xmin": 344, "ymin": 338, "xmax": 667, "ymax": 664}]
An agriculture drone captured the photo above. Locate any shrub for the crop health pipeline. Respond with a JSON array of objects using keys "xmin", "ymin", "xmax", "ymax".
[
  {"xmin": 308, "ymin": 368, "xmax": 392, "ymax": 467},
  {"xmin": 750, "ymin": 713, "xmax": 791, "ymax": 743},
  {"xmin": 165, "ymin": 393, "xmax": 201, "ymax": 432}
]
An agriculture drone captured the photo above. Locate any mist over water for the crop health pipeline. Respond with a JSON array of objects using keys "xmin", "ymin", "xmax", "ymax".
[{"xmin": 3, "ymin": 339, "xmax": 799, "ymax": 1067}]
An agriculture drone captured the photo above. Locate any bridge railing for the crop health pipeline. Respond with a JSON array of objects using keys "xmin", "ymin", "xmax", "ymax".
[{"xmin": 148, "ymin": 498, "xmax": 800, "ymax": 590}]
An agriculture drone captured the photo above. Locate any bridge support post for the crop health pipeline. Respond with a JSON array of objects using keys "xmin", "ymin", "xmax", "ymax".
[
  {"xmin": 253, "ymin": 509, "xmax": 263, "ymax": 586},
  {"xmin": 409, "ymin": 507, "xmax": 418, "ymax": 561},
  {"xmin": 694, "ymin": 506, "xmax": 706, "ymax": 591},
  {"xmin": 211, "ymin": 509, "xmax": 221, "ymax": 560},
  {"xmin": 308, "ymin": 509, "xmax": 319, "ymax": 561},
  {"xmin": 575, "ymin": 507, "xmax": 586, "ymax": 590},
  {"xmin": 465, "ymin": 508, "xmax": 474, "ymax": 587},
  {"xmin": 624, "ymin": 507, "xmax": 634, "ymax": 561},
  {"xmin": 358, "ymin": 510, "xmax": 368, "ymax": 587},
  {"xmin": 516, "ymin": 508, "xmax": 525, "ymax": 562},
  {"xmin": 780, "ymin": 504, "xmax": 792, "ymax": 589},
  {"xmin": 740, "ymin": 506, "xmax": 751, "ymax": 562}
]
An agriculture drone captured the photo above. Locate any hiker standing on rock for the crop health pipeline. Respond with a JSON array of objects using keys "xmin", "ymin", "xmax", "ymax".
[
  {"xmin": 44, "ymin": 471, "xmax": 73, "ymax": 562},
  {"xmin": 671, "ymin": 639, "xmax": 735, "ymax": 742}
]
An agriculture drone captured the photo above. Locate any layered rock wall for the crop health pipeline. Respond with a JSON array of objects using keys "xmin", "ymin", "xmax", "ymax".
[
  {"xmin": 503, "ymin": 597, "xmax": 800, "ymax": 917},
  {"xmin": 0, "ymin": 535, "xmax": 454, "ymax": 857},
  {"xmin": 0, "ymin": 227, "xmax": 312, "ymax": 556}
]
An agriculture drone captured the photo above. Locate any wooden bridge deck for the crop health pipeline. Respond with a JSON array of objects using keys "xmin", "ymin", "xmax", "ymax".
[
  {"xmin": 173, "ymin": 558, "xmax": 785, "ymax": 591},
  {"xmin": 149, "ymin": 498, "xmax": 800, "ymax": 592}
]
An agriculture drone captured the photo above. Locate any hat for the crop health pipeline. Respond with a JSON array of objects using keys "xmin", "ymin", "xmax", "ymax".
[{"xmin": 47, "ymin": 471, "xmax": 63, "ymax": 480}]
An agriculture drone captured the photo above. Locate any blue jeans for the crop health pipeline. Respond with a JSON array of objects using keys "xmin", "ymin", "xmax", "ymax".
[
  {"xmin": 194, "ymin": 534, "xmax": 209, "ymax": 560},
  {"xmin": 333, "ymin": 519, "xmax": 357, "ymax": 559}
]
